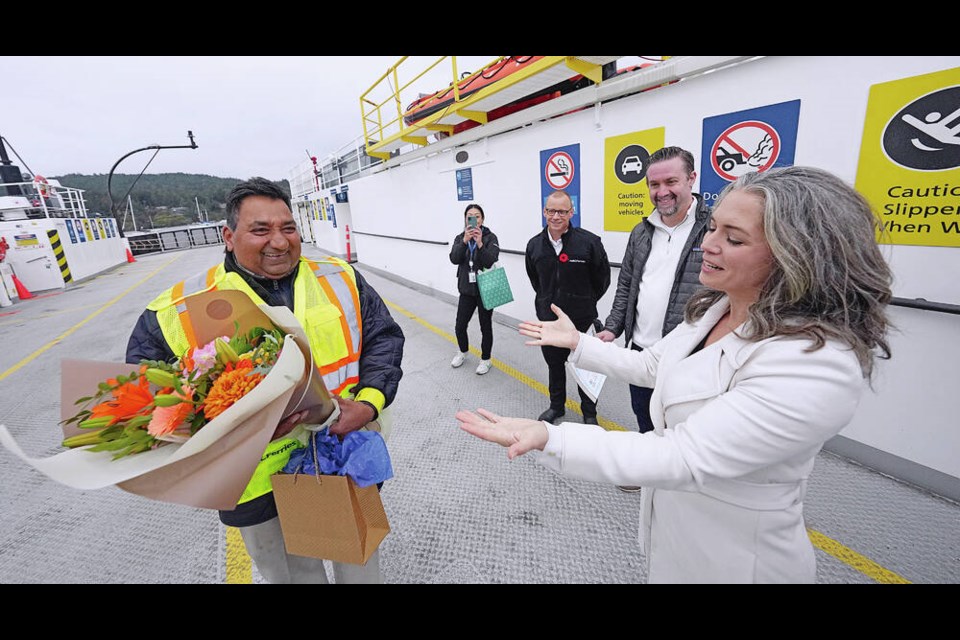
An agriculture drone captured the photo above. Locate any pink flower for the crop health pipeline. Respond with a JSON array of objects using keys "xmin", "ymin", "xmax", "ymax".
[{"xmin": 191, "ymin": 337, "xmax": 228, "ymax": 375}]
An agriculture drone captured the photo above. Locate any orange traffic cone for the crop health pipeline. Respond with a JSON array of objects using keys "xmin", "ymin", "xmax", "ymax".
[
  {"xmin": 126, "ymin": 248, "xmax": 136, "ymax": 263},
  {"xmin": 12, "ymin": 274, "xmax": 32, "ymax": 300}
]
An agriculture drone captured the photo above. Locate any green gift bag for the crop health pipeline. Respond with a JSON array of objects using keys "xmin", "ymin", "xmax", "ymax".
[{"xmin": 477, "ymin": 263, "xmax": 514, "ymax": 310}]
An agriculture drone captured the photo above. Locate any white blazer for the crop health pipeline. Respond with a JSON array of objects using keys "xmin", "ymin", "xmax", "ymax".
[{"xmin": 538, "ymin": 298, "xmax": 866, "ymax": 583}]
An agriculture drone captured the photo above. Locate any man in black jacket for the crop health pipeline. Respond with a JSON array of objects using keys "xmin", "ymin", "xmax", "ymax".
[
  {"xmin": 525, "ymin": 189, "xmax": 610, "ymax": 425},
  {"xmin": 597, "ymin": 146, "xmax": 710, "ymax": 446}
]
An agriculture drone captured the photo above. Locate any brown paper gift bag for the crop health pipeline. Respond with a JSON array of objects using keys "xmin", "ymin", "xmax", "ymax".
[{"xmin": 271, "ymin": 469, "xmax": 390, "ymax": 565}]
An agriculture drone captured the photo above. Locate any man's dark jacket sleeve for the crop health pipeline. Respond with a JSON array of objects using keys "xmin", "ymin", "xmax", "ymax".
[
  {"xmin": 126, "ymin": 310, "xmax": 175, "ymax": 364},
  {"xmin": 590, "ymin": 236, "xmax": 611, "ymax": 303},
  {"xmin": 354, "ymin": 269, "xmax": 404, "ymax": 408}
]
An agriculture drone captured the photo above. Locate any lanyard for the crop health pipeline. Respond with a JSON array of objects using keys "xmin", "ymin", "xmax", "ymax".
[{"xmin": 468, "ymin": 239, "xmax": 477, "ymax": 270}]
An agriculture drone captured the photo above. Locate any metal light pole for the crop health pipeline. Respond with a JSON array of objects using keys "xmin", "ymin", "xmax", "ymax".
[{"xmin": 107, "ymin": 130, "xmax": 198, "ymax": 236}]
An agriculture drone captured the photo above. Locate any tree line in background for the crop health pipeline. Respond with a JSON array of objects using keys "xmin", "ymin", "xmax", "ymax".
[{"xmin": 54, "ymin": 173, "xmax": 291, "ymax": 232}]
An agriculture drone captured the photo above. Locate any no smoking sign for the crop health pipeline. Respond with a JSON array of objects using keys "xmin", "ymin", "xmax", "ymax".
[{"xmin": 544, "ymin": 151, "xmax": 575, "ymax": 189}]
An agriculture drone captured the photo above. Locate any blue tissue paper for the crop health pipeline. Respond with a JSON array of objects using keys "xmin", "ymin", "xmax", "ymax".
[{"xmin": 283, "ymin": 428, "xmax": 393, "ymax": 488}]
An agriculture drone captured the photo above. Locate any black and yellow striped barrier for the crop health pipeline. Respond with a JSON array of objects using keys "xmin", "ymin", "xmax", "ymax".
[{"xmin": 46, "ymin": 229, "xmax": 73, "ymax": 284}]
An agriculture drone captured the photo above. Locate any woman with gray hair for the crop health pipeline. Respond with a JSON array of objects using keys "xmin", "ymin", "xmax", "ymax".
[{"xmin": 457, "ymin": 166, "xmax": 892, "ymax": 583}]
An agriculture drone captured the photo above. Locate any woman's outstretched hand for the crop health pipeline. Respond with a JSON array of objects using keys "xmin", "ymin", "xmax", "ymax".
[
  {"xmin": 518, "ymin": 304, "xmax": 581, "ymax": 350},
  {"xmin": 457, "ymin": 408, "xmax": 549, "ymax": 460}
]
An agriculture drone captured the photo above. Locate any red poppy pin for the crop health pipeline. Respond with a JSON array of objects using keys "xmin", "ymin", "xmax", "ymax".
[{"xmin": 559, "ymin": 253, "xmax": 569, "ymax": 263}]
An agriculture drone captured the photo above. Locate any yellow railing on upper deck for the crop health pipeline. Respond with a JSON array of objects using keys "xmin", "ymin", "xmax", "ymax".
[
  {"xmin": 359, "ymin": 56, "xmax": 497, "ymax": 159},
  {"xmin": 359, "ymin": 56, "xmax": 617, "ymax": 161}
]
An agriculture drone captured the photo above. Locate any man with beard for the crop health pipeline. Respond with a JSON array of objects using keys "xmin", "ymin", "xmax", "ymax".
[{"xmin": 596, "ymin": 147, "xmax": 711, "ymax": 492}]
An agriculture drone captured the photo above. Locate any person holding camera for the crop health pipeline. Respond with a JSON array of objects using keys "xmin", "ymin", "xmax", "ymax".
[{"xmin": 449, "ymin": 203, "xmax": 500, "ymax": 375}]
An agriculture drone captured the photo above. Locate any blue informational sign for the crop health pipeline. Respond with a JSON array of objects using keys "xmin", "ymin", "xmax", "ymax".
[
  {"xmin": 456, "ymin": 168, "xmax": 473, "ymax": 201},
  {"xmin": 74, "ymin": 219, "xmax": 86, "ymax": 242},
  {"xmin": 540, "ymin": 143, "xmax": 581, "ymax": 228},
  {"xmin": 64, "ymin": 219, "xmax": 77, "ymax": 244},
  {"xmin": 699, "ymin": 100, "xmax": 801, "ymax": 204},
  {"xmin": 327, "ymin": 204, "xmax": 337, "ymax": 229}
]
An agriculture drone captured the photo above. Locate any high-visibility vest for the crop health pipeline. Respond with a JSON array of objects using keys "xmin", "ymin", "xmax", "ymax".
[{"xmin": 147, "ymin": 256, "xmax": 372, "ymax": 504}]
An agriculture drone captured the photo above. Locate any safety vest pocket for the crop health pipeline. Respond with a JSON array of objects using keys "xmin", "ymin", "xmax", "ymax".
[{"xmin": 304, "ymin": 305, "xmax": 350, "ymax": 366}]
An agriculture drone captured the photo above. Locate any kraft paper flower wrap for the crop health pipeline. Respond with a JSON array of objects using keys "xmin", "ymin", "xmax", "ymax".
[{"xmin": 0, "ymin": 289, "xmax": 335, "ymax": 510}]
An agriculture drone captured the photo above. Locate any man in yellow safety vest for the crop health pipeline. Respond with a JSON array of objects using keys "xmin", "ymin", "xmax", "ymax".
[{"xmin": 126, "ymin": 177, "xmax": 405, "ymax": 583}]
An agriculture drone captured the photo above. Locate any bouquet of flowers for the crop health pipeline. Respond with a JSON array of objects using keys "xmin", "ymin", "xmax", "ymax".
[
  {"xmin": 61, "ymin": 325, "xmax": 287, "ymax": 459},
  {"xmin": 0, "ymin": 289, "xmax": 335, "ymax": 510}
]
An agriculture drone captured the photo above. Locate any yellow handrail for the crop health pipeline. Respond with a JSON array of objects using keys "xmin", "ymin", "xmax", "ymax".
[
  {"xmin": 360, "ymin": 56, "xmax": 508, "ymax": 157},
  {"xmin": 358, "ymin": 56, "xmax": 620, "ymax": 160}
]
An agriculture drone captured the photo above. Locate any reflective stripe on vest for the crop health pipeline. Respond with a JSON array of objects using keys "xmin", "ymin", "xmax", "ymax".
[
  {"xmin": 147, "ymin": 257, "xmax": 363, "ymax": 504},
  {"xmin": 148, "ymin": 266, "xmax": 219, "ymax": 356},
  {"xmin": 305, "ymin": 259, "xmax": 362, "ymax": 397}
]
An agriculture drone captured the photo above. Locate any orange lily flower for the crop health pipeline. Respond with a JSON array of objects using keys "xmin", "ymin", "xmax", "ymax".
[
  {"xmin": 88, "ymin": 373, "xmax": 155, "ymax": 426},
  {"xmin": 181, "ymin": 348, "xmax": 196, "ymax": 375}
]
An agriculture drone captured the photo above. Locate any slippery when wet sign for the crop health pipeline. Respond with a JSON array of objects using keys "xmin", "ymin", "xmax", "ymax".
[{"xmin": 855, "ymin": 66, "xmax": 960, "ymax": 248}]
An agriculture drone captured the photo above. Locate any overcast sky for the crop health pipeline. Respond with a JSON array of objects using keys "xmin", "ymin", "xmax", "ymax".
[{"xmin": 0, "ymin": 56, "xmax": 497, "ymax": 182}]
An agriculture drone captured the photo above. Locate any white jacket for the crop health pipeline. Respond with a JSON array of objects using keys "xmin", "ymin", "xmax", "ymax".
[{"xmin": 539, "ymin": 298, "xmax": 866, "ymax": 583}]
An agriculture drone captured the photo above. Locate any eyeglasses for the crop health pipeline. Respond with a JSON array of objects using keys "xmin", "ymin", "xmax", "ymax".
[{"xmin": 544, "ymin": 208, "xmax": 572, "ymax": 217}]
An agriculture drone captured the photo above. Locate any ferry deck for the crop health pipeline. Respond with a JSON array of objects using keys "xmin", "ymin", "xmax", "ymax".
[{"xmin": 1, "ymin": 244, "xmax": 958, "ymax": 584}]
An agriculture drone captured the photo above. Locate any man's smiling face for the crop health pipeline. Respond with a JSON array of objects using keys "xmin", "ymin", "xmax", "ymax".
[{"xmin": 223, "ymin": 195, "xmax": 301, "ymax": 278}]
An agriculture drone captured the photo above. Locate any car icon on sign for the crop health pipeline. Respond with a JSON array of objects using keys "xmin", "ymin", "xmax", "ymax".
[
  {"xmin": 621, "ymin": 155, "xmax": 644, "ymax": 175},
  {"xmin": 716, "ymin": 148, "xmax": 747, "ymax": 173}
]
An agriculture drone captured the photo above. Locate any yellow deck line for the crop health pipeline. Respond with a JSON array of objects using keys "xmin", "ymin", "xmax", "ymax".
[
  {"xmin": 225, "ymin": 527, "xmax": 252, "ymax": 584},
  {"xmin": 806, "ymin": 529, "xmax": 910, "ymax": 584},
  {"xmin": 0, "ymin": 302, "xmax": 108, "ymax": 327},
  {"xmin": 0, "ymin": 255, "xmax": 182, "ymax": 383}
]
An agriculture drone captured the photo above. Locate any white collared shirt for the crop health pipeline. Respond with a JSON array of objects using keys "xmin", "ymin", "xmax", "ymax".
[
  {"xmin": 631, "ymin": 198, "xmax": 696, "ymax": 348},
  {"xmin": 548, "ymin": 231, "xmax": 564, "ymax": 255}
]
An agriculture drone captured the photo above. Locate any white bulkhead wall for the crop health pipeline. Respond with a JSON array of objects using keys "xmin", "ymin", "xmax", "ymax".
[
  {"xmin": 0, "ymin": 218, "xmax": 126, "ymax": 291},
  {"xmin": 345, "ymin": 55, "xmax": 960, "ymax": 490}
]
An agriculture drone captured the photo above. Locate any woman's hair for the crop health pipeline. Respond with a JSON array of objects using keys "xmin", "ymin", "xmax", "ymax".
[
  {"xmin": 464, "ymin": 203, "xmax": 485, "ymax": 220},
  {"xmin": 686, "ymin": 166, "xmax": 893, "ymax": 379}
]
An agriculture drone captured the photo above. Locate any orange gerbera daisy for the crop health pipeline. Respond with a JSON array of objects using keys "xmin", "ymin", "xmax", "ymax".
[
  {"xmin": 88, "ymin": 371, "xmax": 155, "ymax": 426},
  {"xmin": 203, "ymin": 361, "xmax": 265, "ymax": 421},
  {"xmin": 147, "ymin": 387, "xmax": 195, "ymax": 437}
]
